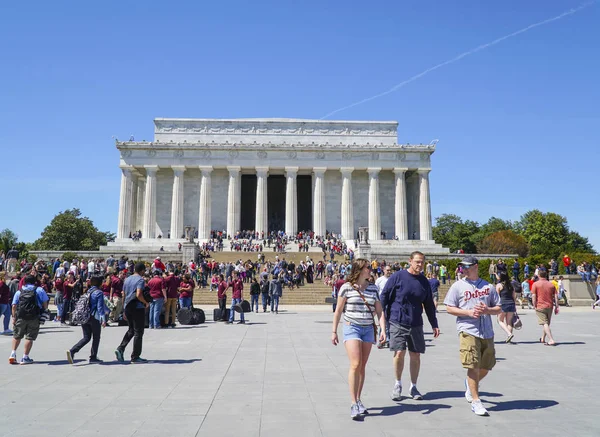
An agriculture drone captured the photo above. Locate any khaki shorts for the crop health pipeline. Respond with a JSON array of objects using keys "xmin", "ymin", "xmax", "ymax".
[
  {"xmin": 459, "ymin": 332, "xmax": 496, "ymax": 370},
  {"xmin": 536, "ymin": 308, "xmax": 553, "ymax": 325},
  {"xmin": 13, "ymin": 318, "xmax": 41, "ymax": 341}
]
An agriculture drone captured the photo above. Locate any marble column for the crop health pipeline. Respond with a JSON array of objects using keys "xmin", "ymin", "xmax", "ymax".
[
  {"xmin": 340, "ymin": 167, "xmax": 354, "ymax": 241},
  {"xmin": 255, "ymin": 167, "xmax": 269, "ymax": 235},
  {"xmin": 285, "ymin": 167, "xmax": 298, "ymax": 236},
  {"xmin": 129, "ymin": 176, "xmax": 138, "ymax": 235},
  {"xmin": 367, "ymin": 168, "xmax": 381, "ymax": 240},
  {"xmin": 393, "ymin": 168, "xmax": 408, "ymax": 240},
  {"xmin": 418, "ymin": 168, "xmax": 432, "ymax": 240},
  {"xmin": 170, "ymin": 166, "xmax": 186, "ymax": 240},
  {"xmin": 142, "ymin": 166, "xmax": 158, "ymax": 239},
  {"xmin": 116, "ymin": 166, "xmax": 134, "ymax": 239},
  {"xmin": 198, "ymin": 166, "xmax": 213, "ymax": 240},
  {"xmin": 312, "ymin": 167, "xmax": 327, "ymax": 238},
  {"xmin": 226, "ymin": 166, "xmax": 241, "ymax": 238},
  {"xmin": 135, "ymin": 176, "xmax": 146, "ymax": 233}
]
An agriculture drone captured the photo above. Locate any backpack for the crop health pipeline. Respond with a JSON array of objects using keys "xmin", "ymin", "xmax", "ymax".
[
  {"xmin": 70, "ymin": 293, "xmax": 92, "ymax": 325},
  {"xmin": 17, "ymin": 288, "xmax": 40, "ymax": 320}
]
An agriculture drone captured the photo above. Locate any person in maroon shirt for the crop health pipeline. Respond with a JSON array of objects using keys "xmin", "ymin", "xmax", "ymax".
[
  {"xmin": 164, "ymin": 272, "xmax": 180, "ymax": 327},
  {"xmin": 101, "ymin": 274, "xmax": 112, "ymax": 297},
  {"xmin": 109, "ymin": 271, "xmax": 125, "ymax": 323},
  {"xmin": 178, "ymin": 275, "xmax": 193, "ymax": 309},
  {"xmin": 217, "ymin": 274, "xmax": 228, "ymax": 321},
  {"xmin": 227, "ymin": 271, "xmax": 244, "ymax": 324},
  {"xmin": 0, "ymin": 273, "xmax": 11, "ymax": 333},
  {"xmin": 62, "ymin": 272, "xmax": 77, "ymax": 325},
  {"xmin": 148, "ymin": 271, "xmax": 166, "ymax": 329}
]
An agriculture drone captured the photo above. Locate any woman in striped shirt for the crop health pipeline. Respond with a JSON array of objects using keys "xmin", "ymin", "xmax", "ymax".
[{"xmin": 332, "ymin": 258, "xmax": 386, "ymax": 420}]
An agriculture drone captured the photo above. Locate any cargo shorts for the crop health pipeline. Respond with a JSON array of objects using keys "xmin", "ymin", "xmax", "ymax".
[
  {"xmin": 459, "ymin": 331, "xmax": 496, "ymax": 370},
  {"xmin": 13, "ymin": 318, "xmax": 41, "ymax": 341}
]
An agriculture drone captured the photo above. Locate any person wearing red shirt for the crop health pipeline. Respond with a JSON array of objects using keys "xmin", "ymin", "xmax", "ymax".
[
  {"xmin": 148, "ymin": 271, "xmax": 166, "ymax": 329},
  {"xmin": 109, "ymin": 271, "xmax": 125, "ymax": 323},
  {"xmin": 227, "ymin": 271, "xmax": 245, "ymax": 324},
  {"xmin": 153, "ymin": 257, "xmax": 166, "ymax": 273},
  {"xmin": 531, "ymin": 269, "xmax": 559, "ymax": 345},
  {"xmin": 101, "ymin": 275, "xmax": 111, "ymax": 297},
  {"xmin": 217, "ymin": 274, "xmax": 228, "ymax": 321},
  {"xmin": 62, "ymin": 272, "xmax": 77, "ymax": 325},
  {"xmin": 0, "ymin": 273, "xmax": 11, "ymax": 334},
  {"xmin": 164, "ymin": 272, "xmax": 180, "ymax": 327},
  {"xmin": 178, "ymin": 275, "xmax": 193, "ymax": 309}
]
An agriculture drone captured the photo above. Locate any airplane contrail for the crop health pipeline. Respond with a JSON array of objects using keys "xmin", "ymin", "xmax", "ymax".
[{"xmin": 320, "ymin": 2, "xmax": 596, "ymax": 120}]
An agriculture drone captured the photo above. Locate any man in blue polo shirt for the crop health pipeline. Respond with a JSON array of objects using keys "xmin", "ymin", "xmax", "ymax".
[
  {"xmin": 9, "ymin": 275, "xmax": 49, "ymax": 365},
  {"xmin": 381, "ymin": 251, "xmax": 440, "ymax": 401}
]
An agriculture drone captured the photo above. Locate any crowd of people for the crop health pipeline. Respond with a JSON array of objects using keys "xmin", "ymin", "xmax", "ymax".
[{"xmin": 1, "ymin": 247, "xmax": 598, "ymax": 422}]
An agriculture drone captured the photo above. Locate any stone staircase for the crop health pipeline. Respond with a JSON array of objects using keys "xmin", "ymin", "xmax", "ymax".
[{"xmin": 192, "ymin": 279, "xmax": 452, "ymax": 306}]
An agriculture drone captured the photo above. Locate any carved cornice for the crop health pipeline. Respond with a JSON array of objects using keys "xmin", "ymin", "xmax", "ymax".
[
  {"xmin": 153, "ymin": 120, "xmax": 397, "ymax": 137},
  {"xmin": 116, "ymin": 140, "xmax": 435, "ymax": 154}
]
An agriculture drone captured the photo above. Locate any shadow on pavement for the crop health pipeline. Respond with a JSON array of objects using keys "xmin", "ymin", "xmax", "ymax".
[
  {"xmin": 38, "ymin": 330, "xmax": 73, "ymax": 334},
  {"xmin": 513, "ymin": 340, "xmax": 585, "ymax": 346},
  {"xmin": 424, "ymin": 390, "xmax": 502, "ymax": 401},
  {"xmin": 487, "ymin": 399, "xmax": 558, "ymax": 411},
  {"xmin": 369, "ymin": 403, "xmax": 451, "ymax": 416}
]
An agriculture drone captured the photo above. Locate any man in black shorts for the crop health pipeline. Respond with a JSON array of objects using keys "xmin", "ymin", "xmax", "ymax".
[{"xmin": 381, "ymin": 251, "xmax": 440, "ymax": 401}]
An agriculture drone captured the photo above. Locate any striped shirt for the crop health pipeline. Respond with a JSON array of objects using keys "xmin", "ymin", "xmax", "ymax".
[{"xmin": 340, "ymin": 282, "xmax": 380, "ymax": 326}]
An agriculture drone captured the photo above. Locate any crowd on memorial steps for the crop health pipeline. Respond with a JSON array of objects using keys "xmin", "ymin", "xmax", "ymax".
[{"xmin": 1, "ymin": 239, "xmax": 599, "ymax": 419}]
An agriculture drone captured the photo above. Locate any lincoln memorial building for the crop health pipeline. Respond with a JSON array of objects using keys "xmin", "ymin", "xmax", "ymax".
[{"xmin": 108, "ymin": 118, "xmax": 448, "ymax": 255}]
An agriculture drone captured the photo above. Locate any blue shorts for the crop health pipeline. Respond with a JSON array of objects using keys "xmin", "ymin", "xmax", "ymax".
[{"xmin": 343, "ymin": 323, "xmax": 375, "ymax": 344}]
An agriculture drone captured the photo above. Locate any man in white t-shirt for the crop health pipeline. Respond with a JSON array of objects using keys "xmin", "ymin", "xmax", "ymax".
[
  {"xmin": 375, "ymin": 265, "xmax": 393, "ymax": 348},
  {"xmin": 375, "ymin": 266, "xmax": 392, "ymax": 297}
]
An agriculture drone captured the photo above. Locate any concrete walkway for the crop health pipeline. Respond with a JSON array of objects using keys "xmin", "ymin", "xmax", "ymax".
[{"xmin": 1, "ymin": 308, "xmax": 598, "ymax": 437}]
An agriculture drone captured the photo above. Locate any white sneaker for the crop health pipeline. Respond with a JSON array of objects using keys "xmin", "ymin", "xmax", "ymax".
[
  {"xmin": 391, "ymin": 383, "xmax": 402, "ymax": 401},
  {"xmin": 471, "ymin": 400, "xmax": 489, "ymax": 416},
  {"xmin": 464, "ymin": 379, "xmax": 473, "ymax": 403}
]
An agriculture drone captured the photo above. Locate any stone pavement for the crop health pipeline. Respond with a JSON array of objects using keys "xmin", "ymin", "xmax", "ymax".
[{"xmin": 1, "ymin": 306, "xmax": 598, "ymax": 437}]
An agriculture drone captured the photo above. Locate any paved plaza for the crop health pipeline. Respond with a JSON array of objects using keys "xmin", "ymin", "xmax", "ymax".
[{"xmin": 1, "ymin": 307, "xmax": 598, "ymax": 437}]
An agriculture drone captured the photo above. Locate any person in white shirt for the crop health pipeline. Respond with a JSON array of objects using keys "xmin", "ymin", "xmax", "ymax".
[
  {"xmin": 375, "ymin": 265, "xmax": 393, "ymax": 349},
  {"xmin": 375, "ymin": 266, "xmax": 392, "ymax": 297}
]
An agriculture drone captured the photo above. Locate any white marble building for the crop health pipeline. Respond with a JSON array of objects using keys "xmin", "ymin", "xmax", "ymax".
[{"xmin": 107, "ymin": 118, "xmax": 448, "ymax": 255}]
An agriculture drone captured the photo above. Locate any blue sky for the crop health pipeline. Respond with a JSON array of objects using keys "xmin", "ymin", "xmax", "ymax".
[{"xmin": 1, "ymin": 0, "xmax": 598, "ymax": 250}]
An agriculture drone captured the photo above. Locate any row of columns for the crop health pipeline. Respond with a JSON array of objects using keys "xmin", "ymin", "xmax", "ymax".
[{"xmin": 116, "ymin": 165, "xmax": 432, "ymax": 242}]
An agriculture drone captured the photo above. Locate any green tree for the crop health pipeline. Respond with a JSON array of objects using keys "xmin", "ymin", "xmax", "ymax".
[
  {"xmin": 432, "ymin": 214, "xmax": 479, "ymax": 253},
  {"xmin": 472, "ymin": 217, "xmax": 514, "ymax": 246},
  {"xmin": 0, "ymin": 228, "xmax": 19, "ymax": 253},
  {"xmin": 33, "ymin": 209, "xmax": 113, "ymax": 251},
  {"xmin": 514, "ymin": 209, "xmax": 594, "ymax": 257},
  {"xmin": 476, "ymin": 230, "xmax": 529, "ymax": 257}
]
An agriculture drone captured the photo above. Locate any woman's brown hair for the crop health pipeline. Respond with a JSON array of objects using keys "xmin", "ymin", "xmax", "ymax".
[{"xmin": 346, "ymin": 258, "xmax": 370, "ymax": 285}]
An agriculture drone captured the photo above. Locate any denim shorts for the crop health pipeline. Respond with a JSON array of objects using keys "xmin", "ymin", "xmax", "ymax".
[{"xmin": 343, "ymin": 322, "xmax": 375, "ymax": 344}]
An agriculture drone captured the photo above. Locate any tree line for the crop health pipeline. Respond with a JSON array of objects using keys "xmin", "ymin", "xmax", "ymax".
[{"xmin": 433, "ymin": 209, "xmax": 595, "ymax": 259}]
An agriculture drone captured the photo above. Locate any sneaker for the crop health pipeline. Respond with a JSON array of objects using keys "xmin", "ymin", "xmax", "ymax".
[
  {"xmin": 237, "ymin": 320, "xmax": 245, "ymax": 324},
  {"xmin": 131, "ymin": 357, "xmax": 148, "ymax": 364},
  {"xmin": 66, "ymin": 350, "xmax": 74, "ymax": 365},
  {"xmin": 391, "ymin": 383, "xmax": 402, "ymax": 401},
  {"xmin": 471, "ymin": 400, "xmax": 489, "ymax": 416},
  {"xmin": 410, "ymin": 386, "xmax": 423, "ymax": 400},
  {"xmin": 350, "ymin": 403, "xmax": 360, "ymax": 420},
  {"xmin": 89, "ymin": 358, "xmax": 104, "ymax": 364},
  {"xmin": 464, "ymin": 379, "xmax": 473, "ymax": 403},
  {"xmin": 356, "ymin": 399, "xmax": 369, "ymax": 415},
  {"xmin": 506, "ymin": 334, "xmax": 514, "ymax": 343},
  {"xmin": 115, "ymin": 349, "xmax": 125, "ymax": 362},
  {"xmin": 9, "ymin": 355, "xmax": 17, "ymax": 365},
  {"xmin": 20, "ymin": 357, "xmax": 34, "ymax": 365}
]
